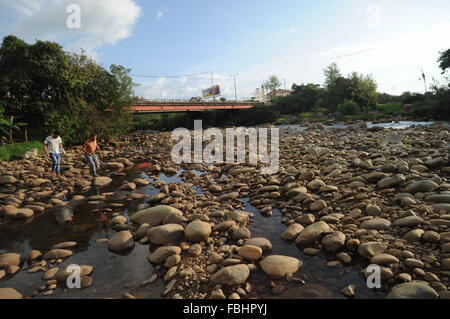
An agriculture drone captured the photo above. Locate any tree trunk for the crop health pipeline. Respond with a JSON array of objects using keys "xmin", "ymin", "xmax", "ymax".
[{"xmin": 9, "ymin": 116, "xmax": 14, "ymax": 144}]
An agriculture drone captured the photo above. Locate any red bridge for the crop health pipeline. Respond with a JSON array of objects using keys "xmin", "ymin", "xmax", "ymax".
[{"xmin": 130, "ymin": 99, "xmax": 258, "ymax": 113}]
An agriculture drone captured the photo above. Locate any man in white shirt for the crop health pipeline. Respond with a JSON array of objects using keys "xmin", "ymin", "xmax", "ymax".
[{"xmin": 44, "ymin": 131, "xmax": 64, "ymax": 177}]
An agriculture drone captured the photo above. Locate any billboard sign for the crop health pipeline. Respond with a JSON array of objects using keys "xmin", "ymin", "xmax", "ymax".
[{"xmin": 202, "ymin": 85, "xmax": 221, "ymax": 98}]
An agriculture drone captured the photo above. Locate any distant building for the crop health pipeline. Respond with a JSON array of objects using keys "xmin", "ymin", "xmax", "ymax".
[{"xmin": 255, "ymin": 87, "xmax": 292, "ymax": 102}]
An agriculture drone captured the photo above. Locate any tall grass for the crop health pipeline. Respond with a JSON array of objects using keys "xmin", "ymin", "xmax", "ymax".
[{"xmin": 0, "ymin": 141, "xmax": 44, "ymax": 161}]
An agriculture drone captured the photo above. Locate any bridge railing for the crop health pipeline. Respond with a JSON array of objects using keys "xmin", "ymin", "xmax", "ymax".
[{"xmin": 134, "ymin": 99, "xmax": 257, "ymax": 105}]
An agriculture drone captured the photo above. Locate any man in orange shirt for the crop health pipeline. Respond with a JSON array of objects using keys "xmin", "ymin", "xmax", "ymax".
[{"xmin": 82, "ymin": 133, "xmax": 101, "ymax": 177}]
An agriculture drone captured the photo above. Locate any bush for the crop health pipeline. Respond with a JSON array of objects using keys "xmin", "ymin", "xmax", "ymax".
[
  {"xmin": 337, "ymin": 100, "xmax": 360, "ymax": 115},
  {"xmin": 0, "ymin": 141, "xmax": 44, "ymax": 161},
  {"xmin": 377, "ymin": 102, "xmax": 403, "ymax": 115}
]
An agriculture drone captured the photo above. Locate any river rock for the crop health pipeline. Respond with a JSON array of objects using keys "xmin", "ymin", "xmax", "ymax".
[
  {"xmin": 360, "ymin": 218, "xmax": 391, "ymax": 230},
  {"xmin": 281, "ymin": 223, "xmax": 304, "ymax": 241},
  {"xmin": 25, "ymin": 250, "xmax": 42, "ymax": 263},
  {"xmin": 0, "ymin": 253, "xmax": 21, "ymax": 268},
  {"xmin": 108, "ymin": 231, "xmax": 135, "ymax": 252},
  {"xmin": 392, "ymin": 216, "xmax": 424, "ymax": 227},
  {"xmin": 0, "ymin": 288, "xmax": 22, "ymax": 299},
  {"xmin": 238, "ymin": 245, "xmax": 263, "ymax": 261},
  {"xmin": 43, "ymin": 249, "xmax": 73, "ymax": 260},
  {"xmin": 371, "ymin": 254, "xmax": 399, "ymax": 265},
  {"xmin": 210, "ymin": 264, "xmax": 250, "ymax": 286},
  {"xmin": 260, "ymin": 255, "xmax": 303, "ymax": 278},
  {"xmin": 357, "ymin": 242, "xmax": 387, "ymax": 258},
  {"xmin": 149, "ymin": 246, "xmax": 181, "ymax": 264},
  {"xmin": 245, "ymin": 238, "xmax": 272, "ymax": 252},
  {"xmin": 405, "ymin": 180, "xmax": 439, "ymax": 194},
  {"xmin": 0, "ymin": 176, "xmax": 17, "ymax": 185},
  {"xmin": 147, "ymin": 224, "xmax": 184, "ymax": 245},
  {"xmin": 184, "ymin": 220, "xmax": 212, "ymax": 242},
  {"xmin": 295, "ymin": 221, "xmax": 330, "ymax": 245},
  {"xmin": 94, "ymin": 176, "xmax": 113, "ymax": 187},
  {"xmin": 130, "ymin": 205, "xmax": 183, "ymax": 226},
  {"xmin": 387, "ymin": 283, "xmax": 438, "ymax": 299},
  {"xmin": 377, "ymin": 174, "xmax": 406, "ymax": 189},
  {"xmin": 321, "ymin": 231, "xmax": 346, "ymax": 252}
]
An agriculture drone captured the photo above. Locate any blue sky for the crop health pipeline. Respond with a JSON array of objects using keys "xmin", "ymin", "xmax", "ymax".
[{"xmin": 1, "ymin": 0, "xmax": 450, "ymax": 99}]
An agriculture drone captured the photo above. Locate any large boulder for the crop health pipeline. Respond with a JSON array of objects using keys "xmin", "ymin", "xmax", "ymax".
[
  {"xmin": 147, "ymin": 224, "xmax": 184, "ymax": 245},
  {"xmin": 130, "ymin": 205, "xmax": 183, "ymax": 226},
  {"xmin": 295, "ymin": 221, "xmax": 330, "ymax": 245},
  {"xmin": 387, "ymin": 283, "xmax": 438, "ymax": 299},
  {"xmin": 260, "ymin": 255, "xmax": 303, "ymax": 278},
  {"xmin": 281, "ymin": 223, "xmax": 304, "ymax": 241},
  {"xmin": 184, "ymin": 220, "xmax": 211, "ymax": 243},
  {"xmin": 210, "ymin": 264, "xmax": 250, "ymax": 286},
  {"xmin": 108, "ymin": 231, "xmax": 135, "ymax": 252},
  {"xmin": 237, "ymin": 245, "xmax": 263, "ymax": 261}
]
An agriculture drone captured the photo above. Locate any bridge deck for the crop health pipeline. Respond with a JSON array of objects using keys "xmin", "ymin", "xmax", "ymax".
[{"xmin": 130, "ymin": 100, "xmax": 257, "ymax": 113}]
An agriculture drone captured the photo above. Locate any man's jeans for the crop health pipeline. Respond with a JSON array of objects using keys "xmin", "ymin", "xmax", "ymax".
[
  {"xmin": 49, "ymin": 152, "xmax": 61, "ymax": 175},
  {"xmin": 85, "ymin": 153, "xmax": 100, "ymax": 176}
]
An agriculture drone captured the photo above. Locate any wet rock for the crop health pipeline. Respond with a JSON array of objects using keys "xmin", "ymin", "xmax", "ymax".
[
  {"xmin": 341, "ymin": 284, "xmax": 356, "ymax": 298},
  {"xmin": 403, "ymin": 229, "xmax": 424, "ymax": 242},
  {"xmin": 184, "ymin": 220, "xmax": 212, "ymax": 243},
  {"xmin": 43, "ymin": 249, "xmax": 73, "ymax": 260},
  {"xmin": 51, "ymin": 242, "xmax": 77, "ymax": 249},
  {"xmin": 232, "ymin": 227, "xmax": 251, "ymax": 240},
  {"xmin": 281, "ymin": 223, "xmax": 304, "ymax": 241},
  {"xmin": 295, "ymin": 221, "xmax": 330, "ymax": 245},
  {"xmin": 149, "ymin": 246, "xmax": 181, "ymax": 264},
  {"xmin": 147, "ymin": 224, "xmax": 184, "ymax": 245},
  {"xmin": 25, "ymin": 250, "xmax": 42, "ymax": 263},
  {"xmin": 210, "ymin": 264, "xmax": 250, "ymax": 286},
  {"xmin": 387, "ymin": 283, "xmax": 438, "ymax": 299},
  {"xmin": 133, "ymin": 178, "xmax": 150, "ymax": 186},
  {"xmin": 108, "ymin": 231, "xmax": 135, "ymax": 252},
  {"xmin": 111, "ymin": 215, "xmax": 127, "ymax": 225},
  {"xmin": 130, "ymin": 205, "xmax": 183, "ymax": 226},
  {"xmin": 260, "ymin": 255, "xmax": 302, "ymax": 278}
]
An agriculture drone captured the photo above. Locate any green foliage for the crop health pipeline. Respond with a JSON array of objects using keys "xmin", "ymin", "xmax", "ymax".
[
  {"xmin": 438, "ymin": 49, "xmax": 450, "ymax": 74},
  {"xmin": 337, "ymin": 100, "xmax": 360, "ymax": 115},
  {"xmin": 0, "ymin": 140, "xmax": 43, "ymax": 161},
  {"xmin": 376, "ymin": 102, "xmax": 403, "ymax": 115},
  {"xmin": 0, "ymin": 35, "xmax": 135, "ymax": 144},
  {"xmin": 263, "ymin": 75, "xmax": 282, "ymax": 98}
]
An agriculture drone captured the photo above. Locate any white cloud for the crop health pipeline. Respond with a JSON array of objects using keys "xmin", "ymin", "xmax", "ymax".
[
  {"xmin": 156, "ymin": 7, "xmax": 169, "ymax": 20},
  {"xmin": 0, "ymin": 0, "xmax": 141, "ymax": 58}
]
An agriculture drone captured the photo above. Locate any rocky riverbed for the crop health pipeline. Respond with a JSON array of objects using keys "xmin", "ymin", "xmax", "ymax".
[{"xmin": 0, "ymin": 121, "xmax": 449, "ymax": 299}]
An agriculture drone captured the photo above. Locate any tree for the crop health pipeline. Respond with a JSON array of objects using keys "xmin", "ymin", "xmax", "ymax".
[
  {"xmin": 438, "ymin": 49, "xmax": 450, "ymax": 74},
  {"xmin": 291, "ymin": 83, "xmax": 323, "ymax": 112},
  {"xmin": 323, "ymin": 63, "xmax": 342, "ymax": 90},
  {"xmin": 264, "ymin": 75, "xmax": 282, "ymax": 98},
  {"xmin": 337, "ymin": 100, "xmax": 360, "ymax": 115}
]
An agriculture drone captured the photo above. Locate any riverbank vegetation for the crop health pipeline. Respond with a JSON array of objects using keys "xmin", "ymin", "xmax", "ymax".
[
  {"xmin": 0, "ymin": 35, "xmax": 136, "ymax": 145},
  {"xmin": 0, "ymin": 141, "xmax": 43, "ymax": 161}
]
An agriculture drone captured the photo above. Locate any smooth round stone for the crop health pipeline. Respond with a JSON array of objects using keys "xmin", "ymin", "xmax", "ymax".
[
  {"xmin": 259, "ymin": 255, "xmax": 303, "ymax": 278},
  {"xmin": 210, "ymin": 264, "xmax": 250, "ymax": 286},
  {"xmin": 370, "ymin": 254, "xmax": 399, "ymax": 265},
  {"xmin": 51, "ymin": 242, "xmax": 78, "ymax": 249},
  {"xmin": 0, "ymin": 288, "xmax": 22, "ymax": 299},
  {"xmin": 357, "ymin": 242, "xmax": 387, "ymax": 258},
  {"xmin": 360, "ymin": 218, "xmax": 391, "ymax": 230},
  {"xmin": 245, "ymin": 238, "xmax": 272, "ymax": 252},
  {"xmin": 238, "ymin": 245, "xmax": 262, "ymax": 261},
  {"xmin": 321, "ymin": 231, "xmax": 346, "ymax": 252},
  {"xmin": 422, "ymin": 231, "xmax": 440, "ymax": 243},
  {"xmin": 405, "ymin": 180, "xmax": 438, "ymax": 194},
  {"xmin": 43, "ymin": 249, "xmax": 73, "ymax": 260},
  {"xmin": 147, "ymin": 224, "xmax": 184, "ymax": 245},
  {"xmin": 107, "ymin": 231, "xmax": 135, "ymax": 252},
  {"xmin": 281, "ymin": 223, "xmax": 304, "ymax": 241},
  {"xmin": 387, "ymin": 283, "xmax": 438, "ymax": 299},
  {"xmin": 392, "ymin": 216, "xmax": 424, "ymax": 228},
  {"xmin": 184, "ymin": 220, "xmax": 212, "ymax": 243},
  {"xmin": 149, "ymin": 246, "xmax": 181, "ymax": 264},
  {"xmin": 0, "ymin": 253, "xmax": 21, "ymax": 268},
  {"xmin": 295, "ymin": 221, "xmax": 330, "ymax": 245},
  {"xmin": 232, "ymin": 227, "xmax": 251, "ymax": 240}
]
